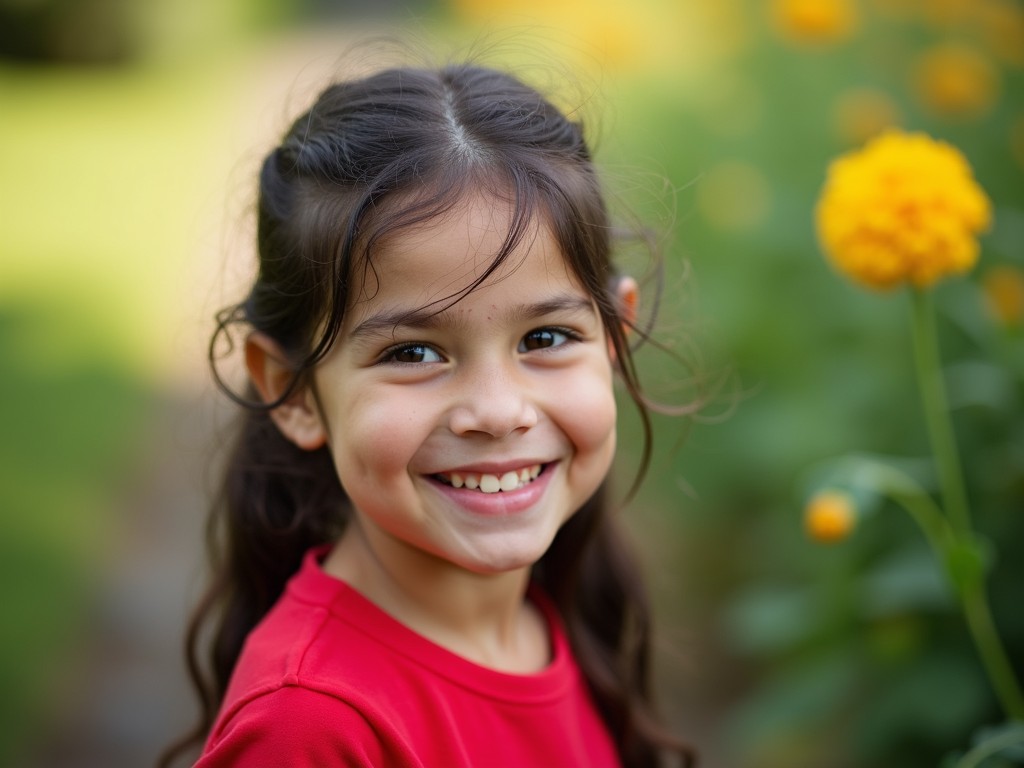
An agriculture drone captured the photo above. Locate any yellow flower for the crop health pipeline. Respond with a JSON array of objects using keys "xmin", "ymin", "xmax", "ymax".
[
  {"xmin": 981, "ymin": 265, "xmax": 1024, "ymax": 327},
  {"xmin": 772, "ymin": 0, "xmax": 859, "ymax": 44},
  {"xmin": 804, "ymin": 491, "xmax": 856, "ymax": 543},
  {"xmin": 912, "ymin": 43, "xmax": 1001, "ymax": 118},
  {"xmin": 816, "ymin": 130, "xmax": 992, "ymax": 290}
]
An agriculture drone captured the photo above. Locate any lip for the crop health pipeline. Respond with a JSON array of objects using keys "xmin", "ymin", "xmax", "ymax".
[
  {"xmin": 433, "ymin": 458, "xmax": 550, "ymax": 476},
  {"xmin": 425, "ymin": 461, "xmax": 557, "ymax": 516}
]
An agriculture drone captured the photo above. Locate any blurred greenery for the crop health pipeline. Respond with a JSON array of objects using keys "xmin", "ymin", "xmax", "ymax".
[
  {"xmin": 578, "ymin": 1, "xmax": 1024, "ymax": 766},
  {"xmin": 0, "ymin": 302, "xmax": 150, "ymax": 764},
  {"xmin": 1, "ymin": 0, "xmax": 1021, "ymax": 766}
]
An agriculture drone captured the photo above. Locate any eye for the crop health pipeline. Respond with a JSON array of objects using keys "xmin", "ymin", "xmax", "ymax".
[
  {"xmin": 518, "ymin": 327, "xmax": 577, "ymax": 352},
  {"xmin": 382, "ymin": 344, "xmax": 443, "ymax": 364}
]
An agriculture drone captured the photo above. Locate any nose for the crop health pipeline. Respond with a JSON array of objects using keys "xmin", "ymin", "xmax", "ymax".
[{"xmin": 447, "ymin": 364, "xmax": 539, "ymax": 438}]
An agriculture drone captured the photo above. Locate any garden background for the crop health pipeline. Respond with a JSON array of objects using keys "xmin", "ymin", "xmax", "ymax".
[{"xmin": 1, "ymin": 0, "xmax": 1021, "ymax": 766}]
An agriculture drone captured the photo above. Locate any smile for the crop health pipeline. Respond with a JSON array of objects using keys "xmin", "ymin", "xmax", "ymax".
[{"xmin": 434, "ymin": 464, "xmax": 544, "ymax": 494}]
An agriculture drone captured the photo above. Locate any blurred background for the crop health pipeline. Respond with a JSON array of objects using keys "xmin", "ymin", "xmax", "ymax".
[{"xmin": 1, "ymin": 0, "xmax": 1021, "ymax": 766}]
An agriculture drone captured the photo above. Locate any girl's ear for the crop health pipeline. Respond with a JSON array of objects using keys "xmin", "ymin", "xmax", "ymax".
[
  {"xmin": 608, "ymin": 276, "xmax": 639, "ymax": 363},
  {"xmin": 616, "ymin": 276, "xmax": 639, "ymax": 330},
  {"xmin": 244, "ymin": 332, "xmax": 327, "ymax": 451}
]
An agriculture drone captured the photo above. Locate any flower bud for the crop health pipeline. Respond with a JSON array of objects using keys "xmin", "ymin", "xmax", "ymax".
[{"xmin": 804, "ymin": 490, "xmax": 856, "ymax": 543}]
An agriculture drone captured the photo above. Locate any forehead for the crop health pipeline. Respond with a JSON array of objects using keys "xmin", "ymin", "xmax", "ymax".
[{"xmin": 350, "ymin": 192, "xmax": 584, "ymax": 316}]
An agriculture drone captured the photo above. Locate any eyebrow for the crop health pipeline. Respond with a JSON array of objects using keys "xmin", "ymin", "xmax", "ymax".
[{"xmin": 348, "ymin": 293, "xmax": 597, "ymax": 341}]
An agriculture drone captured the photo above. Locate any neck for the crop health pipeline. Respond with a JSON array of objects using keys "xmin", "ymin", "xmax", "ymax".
[{"xmin": 322, "ymin": 521, "xmax": 549, "ymax": 673}]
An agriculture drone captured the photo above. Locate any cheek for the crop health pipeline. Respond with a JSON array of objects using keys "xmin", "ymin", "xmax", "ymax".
[
  {"xmin": 552, "ymin": 370, "xmax": 618, "ymax": 459},
  {"xmin": 327, "ymin": 390, "xmax": 430, "ymax": 483}
]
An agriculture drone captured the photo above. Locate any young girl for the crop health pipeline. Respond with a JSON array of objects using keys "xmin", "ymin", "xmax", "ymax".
[{"xmin": 166, "ymin": 61, "xmax": 694, "ymax": 768}]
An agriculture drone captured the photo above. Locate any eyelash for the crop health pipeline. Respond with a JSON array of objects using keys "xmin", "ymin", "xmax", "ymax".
[
  {"xmin": 377, "ymin": 326, "xmax": 583, "ymax": 365},
  {"xmin": 518, "ymin": 326, "xmax": 582, "ymax": 352},
  {"xmin": 379, "ymin": 343, "xmax": 443, "ymax": 365}
]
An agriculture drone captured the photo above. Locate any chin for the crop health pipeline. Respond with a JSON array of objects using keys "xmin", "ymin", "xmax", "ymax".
[{"xmin": 460, "ymin": 542, "xmax": 553, "ymax": 575}]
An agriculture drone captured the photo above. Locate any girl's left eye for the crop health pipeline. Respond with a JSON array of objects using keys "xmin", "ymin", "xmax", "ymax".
[
  {"xmin": 382, "ymin": 344, "xmax": 443, "ymax": 364},
  {"xmin": 518, "ymin": 327, "xmax": 577, "ymax": 352}
]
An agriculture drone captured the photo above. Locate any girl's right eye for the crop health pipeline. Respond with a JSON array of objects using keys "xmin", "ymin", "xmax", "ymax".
[{"xmin": 380, "ymin": 344, "xmax": 443, "ymax": 364}]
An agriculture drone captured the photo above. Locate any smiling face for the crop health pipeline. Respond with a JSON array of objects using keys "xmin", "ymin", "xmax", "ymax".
[{"xmin": 304, "ymin": 192, "xmax": 619, "ymax": 578}]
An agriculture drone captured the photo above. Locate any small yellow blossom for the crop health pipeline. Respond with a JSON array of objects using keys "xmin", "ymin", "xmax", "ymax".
[
  {"xmin": 981, "ymin": 265, "xmax": 1024, "ymax": 327},
  {"xmin": 805, "ymin": 491, "xmax": 856, "ymax": 543},
  {"xmin": 912, "ymin": 43, "xmax": 1000, "ymax": 118},
  {"xmin": 831, "ymin": 87, "xmax": 902, "ymax": 146},
  {"xmin": 816, "ymin": 130, "xmax": 992, "ymax": 290},
  {"xmin": 772, "ymin": 0, "xmax": 859, "ymax": 44}
]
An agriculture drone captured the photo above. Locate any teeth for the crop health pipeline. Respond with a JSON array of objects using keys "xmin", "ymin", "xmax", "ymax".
[{"xmin": 437, "ymin": 464, "xmax": 543, "ymax": 493}]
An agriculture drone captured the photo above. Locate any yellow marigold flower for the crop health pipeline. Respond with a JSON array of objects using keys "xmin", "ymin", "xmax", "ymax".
[
  {"xmin": 804, "ymin": 491, "xmax": 856, "ymax": 543},
  {"xmin": 831, "ymin": 87, "xmax": 902, "ymax": 146},
  {"xmin": 815, "ymin": 130, "xmax": 993, "ymax": 290},
  {"xmin": 772, "ymin": 0, "xmax": 859, "ymax": 44},
  {"xmin": 912, "ymin": 43, "xmax": 1000, "ymax": 118},
  {"xmin": 982, "ymin": 265, "xmax": 1024, "ymax": 327}
]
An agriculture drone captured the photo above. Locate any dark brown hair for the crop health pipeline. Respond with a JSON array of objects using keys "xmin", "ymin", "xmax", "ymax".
[{"xmin": 161, "ymin": 62, "xmax": 694, "ymax": 767}]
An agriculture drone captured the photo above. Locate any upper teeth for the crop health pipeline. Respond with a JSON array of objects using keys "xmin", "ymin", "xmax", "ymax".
[{"xmin": 441, "ymin": 465, "xmax": 542, "ymax": 493}]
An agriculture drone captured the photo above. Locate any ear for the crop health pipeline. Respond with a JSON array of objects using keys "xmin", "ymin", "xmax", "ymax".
[
  {"xmin": 245, "ymin": 332, "xmax": 327, "ymax": 451},
  {"xmin": 616, "ymin": 276, "xmax": 639, "ymax": 330},
  {"xmin": 608, "ymin": 276, "xmax": 639, "ymax": 363}
]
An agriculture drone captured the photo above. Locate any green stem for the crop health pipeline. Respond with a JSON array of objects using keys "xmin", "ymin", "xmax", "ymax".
[
  {"xmin": 909, "ymin": 289, "xmax": 971, "ymax": 537},
  {"xmin": 961, "ymin": 578, "xmax": 1024, "ymax": 720},
  {"xmin": 877, "ymin": 468, "xmax": 953, "ymax": 558},
  {"xmin": 908, "ymin": 288, "xmax": 1024, "ymax": 722}
]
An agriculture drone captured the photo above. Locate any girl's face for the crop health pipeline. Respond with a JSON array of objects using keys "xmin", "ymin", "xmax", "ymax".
[{"xmin": 309, "ymin": 193, "xmax": 619, "ymax": 577}]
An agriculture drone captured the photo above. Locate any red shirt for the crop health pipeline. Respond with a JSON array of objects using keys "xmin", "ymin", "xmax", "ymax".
[{"xmin": 196, "ymin": 547, "xmax": 621, "ymax": 767}]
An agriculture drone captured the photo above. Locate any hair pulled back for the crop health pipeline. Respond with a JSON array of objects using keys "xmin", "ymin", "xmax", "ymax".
[{"xmin": 163, "ymin": 62, "xmax": 694, "ymax": 767}]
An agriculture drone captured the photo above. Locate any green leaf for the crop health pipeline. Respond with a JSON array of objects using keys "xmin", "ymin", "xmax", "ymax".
[{"xmin": 951, "ymin": 721, "xmax": 1024, "ymax": 767}]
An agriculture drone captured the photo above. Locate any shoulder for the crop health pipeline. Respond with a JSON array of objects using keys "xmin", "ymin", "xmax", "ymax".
[
  {"xmin": 220, "ymin": 552, "xmax": 378, "ymax": 701},
  {"xmin": 196, "ymin": 685, "xmax": 418, "ymax": 768}
]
